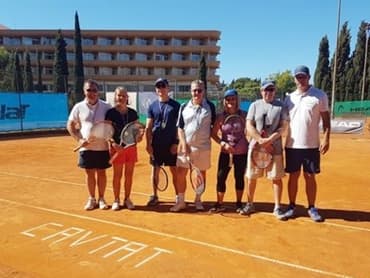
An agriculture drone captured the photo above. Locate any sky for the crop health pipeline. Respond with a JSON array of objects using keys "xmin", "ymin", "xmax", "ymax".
[{"xmin": 1, "ymin": 0, "xmax": 369, "ymax": 84}]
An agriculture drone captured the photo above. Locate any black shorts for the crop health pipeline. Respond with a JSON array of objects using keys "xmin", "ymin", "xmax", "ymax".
[
  {"xmin": 285, "ymin": 148, "xmax": 320, "ymax": 174},
  {"xmin": 151, "ymin": 145, "xmax": 177, "ymax": 167},
  {"xmin": 78, "ymin": 150, "xmax": 111, "ymax": 169}
]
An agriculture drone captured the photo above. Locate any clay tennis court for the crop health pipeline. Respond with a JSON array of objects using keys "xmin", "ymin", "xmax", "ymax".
[{"xmin": 0, "ymin": 127, "xmax": 369, "ymax": 278}]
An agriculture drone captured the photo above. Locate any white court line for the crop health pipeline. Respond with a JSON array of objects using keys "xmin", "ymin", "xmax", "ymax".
[
  {"xmin": 0, "ymin": 197, "xmax": 351, "ymax": 278},
  {"xmin": 1, "ymin": 171, "xmax": 370, "ymax": 233}
]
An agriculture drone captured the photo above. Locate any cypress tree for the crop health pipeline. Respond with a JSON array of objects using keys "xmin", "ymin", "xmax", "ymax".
[
  {"xmin": 73, "ymin": 11, "xmax": 84, "ymax": 105},
  {"xmin": 36, "ymin": 50, "xmax": 43, "ymax": 92},
  {"xmin": 314, "ymin": 36, "xmax": 330, "ymax": 93},
  {"xmin": 14, "ymin": 52, "xmax": 24, "ymax": 92},
  {"xmin": 198, "ymin": 53, "xmax": 207, "ymax": 91},
  {"xmin": 23, "ymin": 51, "xmax": 34, "ymax": 92},
  {"xmin": 2, "ymin": 51, "xmax": 14, "ymax": 91},
  {"xmin": 53, "ymin": 29, "xmax": 69, "ymax": 93},
  {"xmin": 332, "ymin": 22, "xmax": 351, "ymax": 101}
]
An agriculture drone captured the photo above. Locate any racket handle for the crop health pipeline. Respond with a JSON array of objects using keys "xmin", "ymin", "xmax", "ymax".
[
  {"xmin": 109, "ymin": 151, "xmax": 119, "ymax": 164},
  {"xmin": 73, "ymin": 144, "xmax": 82, "ymax": 152},
  {"xmin": 228, "ymin": 154, "xmax": 233, "ymax": 167}
]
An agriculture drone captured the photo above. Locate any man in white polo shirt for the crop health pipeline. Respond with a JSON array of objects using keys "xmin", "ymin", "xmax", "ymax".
[
  {"xmin": 283, "ymin": 65, "xmax": 331, "ymax": 222},
  {"xmin": 171, "ymin": 80, "xmax": 215, "ymax": 212}
]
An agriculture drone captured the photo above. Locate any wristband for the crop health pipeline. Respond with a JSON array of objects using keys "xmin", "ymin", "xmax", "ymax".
[{"xmin": 220, "ymin": 141, "xmax": 226, "ymax": 147}]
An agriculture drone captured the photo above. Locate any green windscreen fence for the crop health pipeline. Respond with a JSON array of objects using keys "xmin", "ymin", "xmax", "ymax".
[{"xmin": 334, "ymin": 100, "xmax": 370, "ymax": 117}]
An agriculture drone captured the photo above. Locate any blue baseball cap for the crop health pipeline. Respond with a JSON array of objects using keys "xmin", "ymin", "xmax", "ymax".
[
  {"xmin": 261, "ymin": 80, "xmax": 276, "ymax": 90},
  {"xmin": 294, "ymin": 65, "xmax": 310, "ymax": 76},
  {"xmin": 224, "ymin": 89, "xmax": 238, "ymax": 98},
  {"xmin": 155, "ymin": 78, "xmax": 169, "ymax": 86}
]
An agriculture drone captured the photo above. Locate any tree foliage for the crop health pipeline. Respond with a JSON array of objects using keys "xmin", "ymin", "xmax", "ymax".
[
  {"xmin": 24, "ymin": 51, "xmax": 34, "ymax": 92},
  {"xmin": 36, "ymin": 50, "xmax": 43, "ymax": 92},
  {"xmin": 314, "ymin": 36, "xmax": 331, "ymax": 93},
  {"xmin": 269, "ymin": 71, "xmax": 296, "ymax": 100},
  {"xmin": 332, "ymin": 21, "xmax": 351, "ymax": 101},
  {"xmin": 228, "ymin": 77, "xmax": 260, "ymax": 101},
  {"xmin": 53, "ymin": 29, "xmax": 69, "ymax": 93},
  {"xmin": 14, "ymin": 52, "xmax": 24, "ymax": 92},
  {"xmin": 198, "ymin": 54, "xmax": 207, "ymax": 91},
  {"xmin": 73, "ymin": 11, "xmax": 84, "ymax": 107},
  {"xmin": 0, "ymin": 46, "xmax": 10, "ymax": 90}
]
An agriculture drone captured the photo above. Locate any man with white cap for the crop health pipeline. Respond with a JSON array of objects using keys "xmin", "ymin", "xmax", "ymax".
[{"xmin": 283, "ymin": 65, "xmax": 331, "ymax": 222}]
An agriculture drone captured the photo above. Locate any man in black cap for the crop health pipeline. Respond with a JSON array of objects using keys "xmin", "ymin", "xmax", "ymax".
[{"xmin": 145, "ymin": 78, "xmax": 180, "ymax": 208}]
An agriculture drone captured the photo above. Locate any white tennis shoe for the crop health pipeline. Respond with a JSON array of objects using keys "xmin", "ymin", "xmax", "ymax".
[{"xmin": 84, "ymin": 197, "xmax": 97, "ymax": 210}]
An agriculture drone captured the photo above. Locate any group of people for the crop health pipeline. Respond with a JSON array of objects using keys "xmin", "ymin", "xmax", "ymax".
[{"xmin": 67, "ymin": 65, "xmax": 331, "ymax": 222}]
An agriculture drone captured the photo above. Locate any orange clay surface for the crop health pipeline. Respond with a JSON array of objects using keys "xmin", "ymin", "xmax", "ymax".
[{"xmin": 0, "ymin": 128, "xmax": 369, "ymax": 278}]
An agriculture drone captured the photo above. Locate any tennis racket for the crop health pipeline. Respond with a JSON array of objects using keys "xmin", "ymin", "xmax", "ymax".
[
  {"xmin": 154, "ymin": 166, "xmax": 168, "ymax": 192},
  {"xmin": 223, "ymin": 114, "xmax": 245, "ymax": 167},
  {"xmin": 251, "ymin": 114, "xmax": 273, "ymax": 169},
  {"xmin": 109, "ymin": 121, "xmax": 145, "ymax": 164},
  {"xmin": 73, "ymin": 121, "xmax": 114, "ymax": 152},
  {"xmin": 187, "ymin": 156, "xmax": 205, "ymax": 195}
]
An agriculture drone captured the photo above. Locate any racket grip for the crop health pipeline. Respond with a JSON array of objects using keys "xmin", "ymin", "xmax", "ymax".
[
  {"xmin": 228, "ymin": 154, "xmax": 233, "ymax": 167},
  {"xmin": 73, "ymin": 145, "xmax": 82, "ymax": 152},
  {"xmin": 109, "ymin": 152, "xmax": 119, "ymax": 164}
]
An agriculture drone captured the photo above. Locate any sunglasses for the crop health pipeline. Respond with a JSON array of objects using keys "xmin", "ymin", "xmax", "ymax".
[
  {"xmin": 264, "ymin": 87, "xmax": 275, "ymax": 92},
  {"xmin": 86, "ymin": 88, "xmax": 98, "ymax": 92},
  {"xmin": 156, "ymin": 83, "xmax": 167, "ymax": 89},
  {"xmin": 192, "ymin": 89, "xmax": 203, "ymax": 93},
  {"xmin": 295, "ymin": 74, "xmax": 307, "ymax": 80}
]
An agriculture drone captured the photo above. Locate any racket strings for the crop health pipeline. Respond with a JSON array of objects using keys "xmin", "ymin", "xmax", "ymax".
[
  {"xmin": 190, "ymin": 168, "xmax": 204, "ymax": 194},
  {"xmin": 156, "ymin": 167, "xmax": 168, "ymax": 192}
]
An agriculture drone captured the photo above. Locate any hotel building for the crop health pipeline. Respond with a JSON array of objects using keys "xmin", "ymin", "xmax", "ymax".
[{"xmin": 0, "ymin": 27, "xmax": 221, "ymax": 94}]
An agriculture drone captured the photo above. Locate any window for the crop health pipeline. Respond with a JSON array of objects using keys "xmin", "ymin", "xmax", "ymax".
[
  {"xmin": 155, "ymin": 53, "xmax": 168, "ymax": 61},
  {"xmin": 117, "ymin": 67, "xmax": 131, "ymax": 75},
  {"xmin": 82, "ymin": 38, "xmax": 94, "ymax": 46},
  {"xmin": 153, "ymin": 68, "xmax": 166, "ymax": 76},
  {"xmin": 172, "ymin": 53, "xmax": 185, "ymax": 61},
  {"xmin": 83, "ymin": 53, "xmax": 95, "ymax": 60},
  {"xmin": 155, "ymin": 39, "xmax": 169, "ymax": 46},
  {"xmin": 117, "ymin": 38, "xmax": 132, "ymax": 46},
  {"xmin": 44, "ymin": 52, "xmax": 54, "ymax": 60},
  {"xmin": 44, "ymin": 67, "xmax": 53, "ymax": 75},
  {"xmin": 135, "ymin": 53, "xmax": 147, "ymax": 61},
  {"xmin": 179, "ymin": 85, "xmax": 190, "ymax": 92},
  {"xmin": 98, "ymin": 52, "xmax": 112, "ymax": 61},
  {"xmin": 99, "ymin": 67, "xmax": 112, "ymax": 75},
  {"xmin": 190, "ymin": 39, "xmax": 200, "ymax": 46},
  {"xmin": 3, "ymin": 37, "xmax": 21, "ymax": 45},
  {"xmin": 190, "ymin": 53, "xmax": 201, "ymax": 61},
  {"xmin": 64, "ymin": 38, "xmax": 74, "ymax": 46},
  {"xmin": 97, "ymin": 37, "xmax": 112, "ymax": 46},
  {"xmin": 172, "ymin": 38, "xmax": 187, "ymax": 46},
  {"xmin": 135, "ymin": 38, "xmax": 149, "ymax": 46},
  {"xmin": 117, "ymin": 53, "xmax": 130, "ymax": 61},
  {"xmin": 84, "ymin": 67, "xmax": 95, "ymax": 75},
  {"xmin": 41, "ymin": 37, "xmax": 54, "ymax": 45},
  {"xmin": 22, "ymin": 37, "xmax": 33, "ymax": 45},
  {"xmin": 67, "ymin": 52, "xmax": 74, "ymax": 61}
]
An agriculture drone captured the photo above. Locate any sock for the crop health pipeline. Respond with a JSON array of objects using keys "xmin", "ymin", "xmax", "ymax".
[
  {"xmin": 194, "ymin": 193, "xmax": 201, "ymax": 202},
  {"xmin": 178, "ymin": 193, "xmax": 184, "ymax": 203}
]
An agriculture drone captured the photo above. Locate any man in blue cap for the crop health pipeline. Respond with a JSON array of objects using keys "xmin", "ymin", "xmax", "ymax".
[{"xmin": 283, "ymin": 65, "xmax": 331, "ymax": 222}]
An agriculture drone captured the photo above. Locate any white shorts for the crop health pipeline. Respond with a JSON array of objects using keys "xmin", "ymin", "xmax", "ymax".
[
  {"xmin": 245, "ymin": 148, "xmax": 285, "ymax": 180},
  {"xmin": 176, "ymin": 149, "xmax": 211, "ymax": 171}
]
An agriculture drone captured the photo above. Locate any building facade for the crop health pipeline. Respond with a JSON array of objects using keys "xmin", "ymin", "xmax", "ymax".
[{"xmin": 0, "ymin": 28, "xmax": 221, "ymax": 94}]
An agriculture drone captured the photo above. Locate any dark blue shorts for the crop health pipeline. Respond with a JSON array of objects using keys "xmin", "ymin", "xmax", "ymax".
[
  {"xmin": 151, "ymin": 145, "xmax": 177, "ymax": 167},
  {"xmin": 285, "ymin": 148, "xmax": 320, "ymax": 174},
  {"xmin": 78, "ymin": 150, "xmax": 111, "ymax": 169}
]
